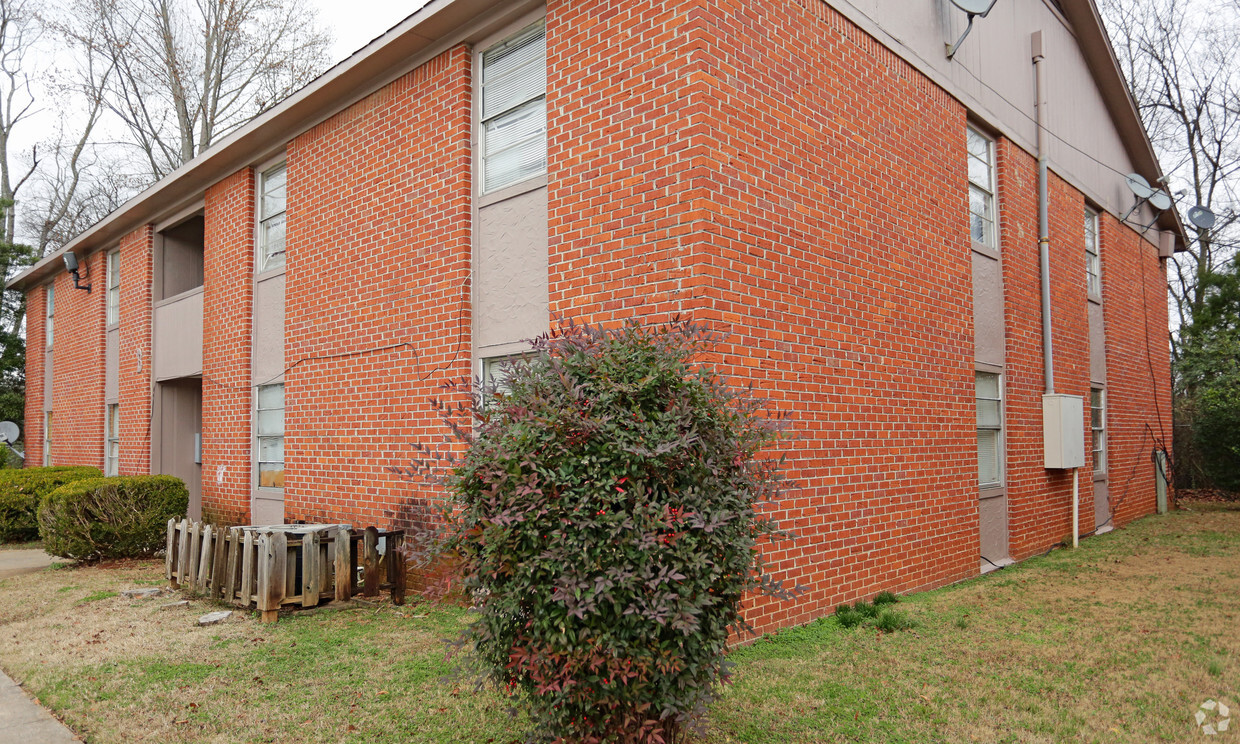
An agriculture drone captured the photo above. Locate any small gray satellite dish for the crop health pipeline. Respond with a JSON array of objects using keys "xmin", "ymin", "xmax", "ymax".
[
  {"xmin": 1124, "ymin": 173, "xmax": 1156, "ymax": 199},
  {"xmin": 1149, "ymin": 191, "xmax": 1172, "ymax": 211},
  {"xmin": 949, "ymin": 0, "xmax": 995, "ymax": 13},
  {"xmin": 1188, "ymin": 205, "xmax": 1217, "ymax": 230},
  {"xmin": 0, "ymin": 421, "xmax": 20, "ymax": 444}
]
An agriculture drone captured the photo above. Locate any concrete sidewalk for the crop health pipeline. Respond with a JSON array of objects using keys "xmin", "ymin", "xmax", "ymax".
[
  {"xmin": 0, "ymin": 671, "xmax": 79, "ymax": 743},
  {"xmin": 0, "ymin": 548, "xmax": 57, "ymax": 580}
]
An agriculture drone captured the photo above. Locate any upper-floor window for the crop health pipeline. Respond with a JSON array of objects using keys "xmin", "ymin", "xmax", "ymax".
[
  {"xmin": 106, "ymin": 250, "xmax": 121, "ymax": 326},
  {"xmin": 105, "ymin": 404, "xmax": 120, "ymax": 476},
  {"xmin": 258, "ymin": 163, "xmax": 287, "ymax": 272},
  {"xmin": 1085, "ymin": 208, "xmax": 1101, "ymax": 297},
  {"xmin": 1091, "ymin": 387, "xmax": 1106, "ymax": 475},
  {"xmin": 44, "ymin": 283, "xmax": 55, "ymax": 349},
  {"xmin": 976, "ymin": 371, "xmax": 1003, "ymax": 488},
  {"xmin": 967, "ymin": 126, "xmax": 997, "ymax": 250},
  {"xmin": 256, "ymin": 383, "xmax": 284, "ymax": 488},
  {"xmin": 480, "ymin": 21, "xmax": 546, "ymax": 194}
]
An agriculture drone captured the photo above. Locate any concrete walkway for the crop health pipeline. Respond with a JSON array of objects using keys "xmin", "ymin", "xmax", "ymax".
[
  {"xmin": 0, "ymin": 548, "xmax": 57, "ymax": 580},
  {"xmin": 0, "ymin": 549, "xmax": 79, "ymax": 742},
  {"xmin": 0, "ymin": 670, "xmax": 79, "ymax": 743}
]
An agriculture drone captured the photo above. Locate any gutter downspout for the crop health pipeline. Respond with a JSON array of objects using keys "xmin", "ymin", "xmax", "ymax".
[{"xmin": 1033, "ymin": 31, "xmax": 1078, "ymax": 548}]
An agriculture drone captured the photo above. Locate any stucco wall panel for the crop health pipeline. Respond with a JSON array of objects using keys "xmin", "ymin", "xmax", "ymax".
[{"xmin": 476, "ymin": 186, "xmax": 549, "ymax": 354}]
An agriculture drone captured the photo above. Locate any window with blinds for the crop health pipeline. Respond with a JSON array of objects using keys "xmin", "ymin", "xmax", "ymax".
[
  {"xmin": 107, "ymin": 251, "xmax": 121, "ymax": 326},
  {"xmin": 967, "ymin": 126, "xmax": 996, "ymax": 250},
  {"xmin": 1085, "ymin": 208, "xmax": 1101, "ymax": 297},
  {"xmin": 256, "ymin": 384, "xmax": 284, "ymax": 488},
  {"xmin": 258, "ymin": 163, "xmax": 287, "ymax": 272},
  {"xmin": 1091, "ymin": 387, "xmax": 1106, "ymax": 474},
  {"xmin": 976, "ymin": 372, "xmax": 1003, "ymax": 488},
  {"xmin": 105, "ymin": 404, "xmax": 120, "ymax": 476},
  {"xmin": 480, "ymin": 22, "xmax": 546, "ymax": 194}
]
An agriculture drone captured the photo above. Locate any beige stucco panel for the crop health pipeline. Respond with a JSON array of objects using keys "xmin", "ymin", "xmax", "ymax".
[
  {"xmin": 972, "ymin": 252, "xmax": 1004, "ymax": 367},
  {"xmin": 152, "ymin": 289, "xmax": 204, "ymax": 381},
  {"xmin": 475, "ymin": 185, "xmax": 549, "ymax": 353},
  {"xmin": 1089, "ymin": 300, "xmax": 1106, "ymax": 382},
  {"xmin": 827, "ymin": 0, "xmax": 1145, "ymax": 222},
  {"xmin": 253, "ymin": 273, "xmax": 286, "ymax": 385},
  {"xmin": 105, "ymin": 327, "xmax": 119, "ymax": 403}
]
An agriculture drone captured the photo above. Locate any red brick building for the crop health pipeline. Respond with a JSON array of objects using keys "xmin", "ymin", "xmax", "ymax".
[{"xmin": 9, "ymin": 0, "xmax": 1180, "ymax": 633}]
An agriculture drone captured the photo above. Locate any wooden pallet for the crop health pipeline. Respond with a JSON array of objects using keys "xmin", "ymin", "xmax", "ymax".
[{"xmin": 165, "ymin": 520, "xmax": 407, "ymax": 622}]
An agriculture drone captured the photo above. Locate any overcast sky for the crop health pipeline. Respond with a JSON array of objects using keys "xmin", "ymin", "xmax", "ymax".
[{"xmin": 312, "ymin": 0, "xmax": 432, "ymax": 65}]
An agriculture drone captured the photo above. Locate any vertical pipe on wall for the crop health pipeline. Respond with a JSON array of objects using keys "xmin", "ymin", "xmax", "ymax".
[
  {"xmin": 1033, "ymin": 31, "xmax": 1054, "ymax": 395},
  {"xmin": 1072, "ymin": 468, "xmax": 1079, "ymax": 548}
]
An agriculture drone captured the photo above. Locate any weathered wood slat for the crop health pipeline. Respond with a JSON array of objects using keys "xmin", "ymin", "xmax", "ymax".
[
  {"xmin": 177, "ymin": 518, "xmax": 191, "ymax": 587},
  {"xmin": 257, "ymin": 532, "xmax": 287, "ymax": 622},
  {"xmin": 225, "ymin": 528, "xmax": 241, "ymax": 604},
  {"xmin": 301, "ymin": 531, "xmax": 319, "ymax": 608},
  {"xmin": 388, "ymin": 531, "xmax": 406, "ymax": 606},
  {"xmin": 239, "ymin": 531, "xmax": 255, "ymax": 607},
  {"xmin": 165, "ymin": 518, "xmax": 177, "ymax": 585},
  {"xmin": 210, "ymin": 526, "xmax": 228, "ymax": 599},
  {"xmin": 334, "ymin": 529, "xmax": 351, "ymax": 601},
  {"xmin": 362, "ymin": 527, "xmax": 380, "ymax": 597},
  {"xmin": 196, "ymin": 525, "xmax": 213, "ymax": 593},
  {"xmin": 186, "ymin": 521, "xmax": 202, "ymax": 588}
]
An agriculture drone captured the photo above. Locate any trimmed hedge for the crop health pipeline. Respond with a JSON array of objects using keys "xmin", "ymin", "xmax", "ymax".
[
  {"xmin": 0, "ymin": 466, "xmax": 102, "ymax": 543},
  {"xmin": 38, "ymin": 475, "xmax": 188, "ymax": 560}
]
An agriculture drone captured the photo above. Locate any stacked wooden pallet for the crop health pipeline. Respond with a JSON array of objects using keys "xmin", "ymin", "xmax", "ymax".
[{"xmin": 165, "ymin": 520, "xmax": 407, "ymax": 622}]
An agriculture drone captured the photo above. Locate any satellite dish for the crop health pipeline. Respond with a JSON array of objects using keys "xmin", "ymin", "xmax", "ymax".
[
  {"xmin": 1124, "ymin": 173, "xmax": 1156, "ymax": 199},
  {"xmin": 0, "ymin": 421, "xmax": 20, "ymax": 444},
  {"xmin": 1149, "ymin": 191, "xmax": 1172, "ymax": 211},
  {"xmin": 949, "ymin": 0, "xmax": 995, "ymax": 12},
  {"xmin": 945, "ymin": 0, "xmax": 998, "ymax": 60},
  {"xmin": 1188, "ymin": 205, "xmax": 1217, "ymax": 230}
]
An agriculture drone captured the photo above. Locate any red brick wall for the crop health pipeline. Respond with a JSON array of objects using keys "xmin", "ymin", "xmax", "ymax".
[
  {"xmin": 548, "ymin": 0, "xmax": 980, "ymax": 634},
  {"xmin": 118, "ymin": 226, "xmax": 154, "ymax": 475},
  {"xmin": 48, "ymin": 250, "xmax": 108, "ymax": 468},
  {"xmin": 24, "ymin": 286, "xmax": 46, "ymax": 466},
  {"xmin": 201, "ymin": 170, "xmax": 256, "ymax": 525},
  {"xmin": 281, "ymin": 47, "xmax": 473, "ymax": 531},
  {"xmin": 1102, "ymin": 213, "xmax": 1172, "ymax": 527}
]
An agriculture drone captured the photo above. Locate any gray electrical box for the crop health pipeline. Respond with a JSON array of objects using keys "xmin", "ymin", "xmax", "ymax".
[{"xmin": 1043, "ymin": 394, "xmax": 1085, "ymax": 469}]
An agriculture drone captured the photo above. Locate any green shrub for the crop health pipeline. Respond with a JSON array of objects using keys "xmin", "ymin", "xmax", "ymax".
[
  {"xmin": 38, "ymin": 475, "xmax": 188, "ymax": 560},
  {"xmin": 0, "ymin": 466, "xmax": 101, "ymax": 542},
  {"xmin": 873, "ymin": 609, "xmax": 917, "ymax": 634},
  {"xmin": 873, "ymin": 590, "xmax": 899, "ymax": 606},
  {"xmin": 416, "ymin": 318, "xmax": 795, "ymax": 743}
]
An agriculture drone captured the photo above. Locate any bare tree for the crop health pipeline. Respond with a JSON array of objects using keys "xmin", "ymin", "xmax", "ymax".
[
  {"xmin": 1102, "ymin": 0, "xmax": 1240, "ymax": 358},
  {"xmin": 0, "ymin": 0, "xmax": 42, "ymax": 244},
  {"xmin": 63, "ymin": 0, "xmax": 332, "ymax": 180}
]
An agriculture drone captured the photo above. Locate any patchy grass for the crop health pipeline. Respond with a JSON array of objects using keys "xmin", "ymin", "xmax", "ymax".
[
  {"xmin": 0, "ymin": 539, "xmax": 42, "ymax": 551},
  {"xmin": 0, "ymin": 501, "xmax": 1237, "ymax": 743}
]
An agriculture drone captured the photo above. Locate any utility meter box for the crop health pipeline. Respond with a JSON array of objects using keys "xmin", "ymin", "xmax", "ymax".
[{"xmin": 1043, "ymin": 394, "xmax": 1085, "ymax": 469}]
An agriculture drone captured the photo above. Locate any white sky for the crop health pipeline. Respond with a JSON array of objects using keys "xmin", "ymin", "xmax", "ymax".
[{"xmin": 312, "ymin": 0, "xmax": 433, "ymax": 65}]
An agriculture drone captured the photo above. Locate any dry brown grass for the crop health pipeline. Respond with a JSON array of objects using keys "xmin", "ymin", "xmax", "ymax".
[{"xmin": 0, "ymin": 502, "xmax": 1237, "ymax": 743}]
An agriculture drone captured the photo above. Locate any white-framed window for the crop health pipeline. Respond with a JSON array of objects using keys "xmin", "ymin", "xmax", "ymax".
[
  {"xmin": 1091, "ymin": 387, "xmax": 1106, "ymax": 475},
  {"xmin": 480, "ymin": 21, "xmax": 547, "ymax": 194},
  {"xmin": 976, "ymin": 372, "xmax": 1003, "ymax": 488},
  {"xmin": 967, "ymin": 126, "xmax": 997, "ymax": 250},
  {"xmin": 106, "ymin": 250, "xmax": 121, "ymax": 326},
  {"xmin": 1085, "ymin": 208, "xmax": 1101, "ymax": 297},
  {"xmin": 43, "ymin": 411, "xmax": 52, "ymax": 466},
  {"xmin": 256, "ymin": 383, "xmax": 284, "ymax": 488},
  {"xmin": 105, "ymin": 404, "xmax": 119, "ymax": 476},
  {"xmin": 257, "ymin": 162, "xmax": 287, "ymax": 272},
  {"xmin": 44, "ymin": 282, "xmax": 55, "ymax": 349}
]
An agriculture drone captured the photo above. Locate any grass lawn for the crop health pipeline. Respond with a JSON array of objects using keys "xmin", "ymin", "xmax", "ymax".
[{"xmin": 1, "ymin": 501, "xmax": 1237, "ymax": 743}]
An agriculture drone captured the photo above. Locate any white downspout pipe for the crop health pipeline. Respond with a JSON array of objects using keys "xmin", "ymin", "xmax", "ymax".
[{"xmin": 1033, "ymin": 32, "xmax": 1078, "ymax": 547}]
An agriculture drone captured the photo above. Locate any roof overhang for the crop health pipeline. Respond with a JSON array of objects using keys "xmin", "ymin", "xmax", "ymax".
[
  {"xmin": 1061, "ymin": 0, "xmax": 1190, "ymax": 251},
  {"xmin": 8, "ymin": 0, "xmax": 516, "ymax": 291}
]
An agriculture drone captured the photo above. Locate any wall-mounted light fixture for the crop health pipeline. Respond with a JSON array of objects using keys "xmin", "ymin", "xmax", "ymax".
[{"xmin": 63, "ymin": 251, "xmax": 91, "ymax": 293}]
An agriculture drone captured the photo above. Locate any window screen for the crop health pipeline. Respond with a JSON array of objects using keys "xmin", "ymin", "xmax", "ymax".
[
  {"xmin": 257, "ymin": 384, "xmax": 284, "ymax": 488},
  {"xmin": 976, "ymin": 372, "xmax": 1003, "ymax": 488}
]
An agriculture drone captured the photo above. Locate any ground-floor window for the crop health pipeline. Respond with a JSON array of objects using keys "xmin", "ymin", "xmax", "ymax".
[
  {"xmin": 256, "ymin": 384, "xmax": 284, "ymax": 488},
  {"xmin": 1091, "ymin": 387, "xmax": 1106, "ymax": 475},
  {"xmin": 976, "ymin": 372, "xmax": 1003, "ymax": 488},
  {"xmin": 43, "ymin": 411, "xmax": 52, "ymax": 466},
  {"xmin": 105, "ymin": 404, "xmax": 120, "ymax": 476}
]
